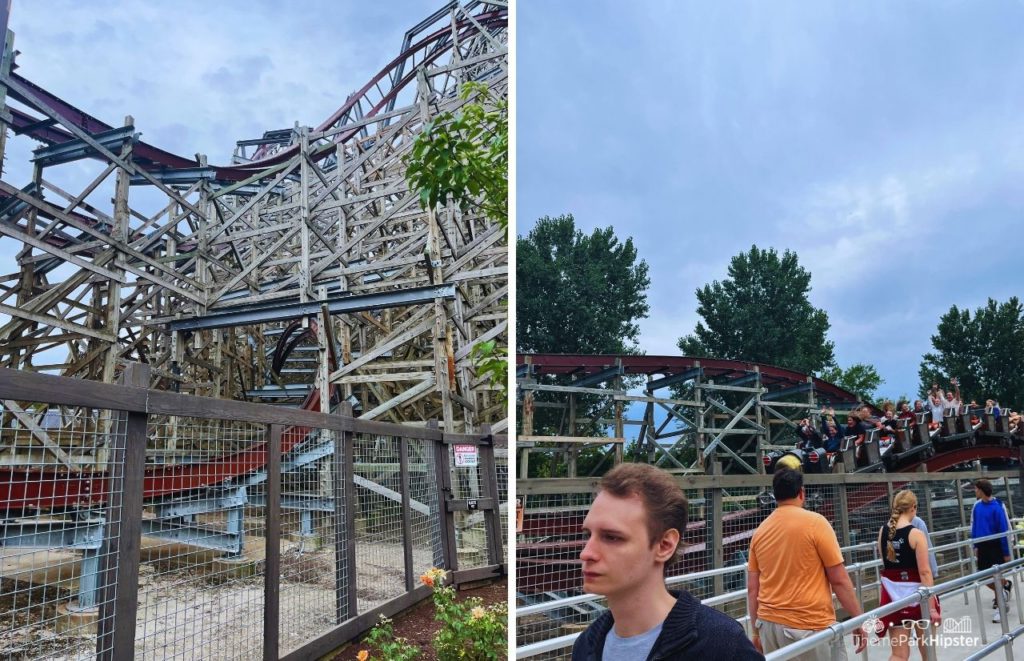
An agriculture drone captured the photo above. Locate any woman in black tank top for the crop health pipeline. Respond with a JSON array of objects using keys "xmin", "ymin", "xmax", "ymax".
[
  {"xmin": 880, "ymin": 525, "xmax": 918, "ymax": 569},
  {"xmin": 875, "ymin": 490, "xmax": 940, "ymax": 658}
]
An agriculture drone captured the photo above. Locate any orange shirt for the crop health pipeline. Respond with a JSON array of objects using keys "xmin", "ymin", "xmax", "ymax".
[{"xmin": 748, "ymin": 503, "xmax": 844, "ymax": 630}]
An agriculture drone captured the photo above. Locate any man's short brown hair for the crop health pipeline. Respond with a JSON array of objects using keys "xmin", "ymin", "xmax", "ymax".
[
  {"xmin": 976, "ymin": 478, "xmax": 993, "ymax": 498},
  {"xmin": 598, "ymin": 463, "xmax": 688, "ymax": 562}
]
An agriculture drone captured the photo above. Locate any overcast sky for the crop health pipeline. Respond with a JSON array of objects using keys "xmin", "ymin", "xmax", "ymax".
[
  {"xmin": 518, "ymin": 1, "xmax": 1024, "ymax": 401},
  {"xmin": 3, "ymin": 0, "xmax": 437, "ymax": 181}
]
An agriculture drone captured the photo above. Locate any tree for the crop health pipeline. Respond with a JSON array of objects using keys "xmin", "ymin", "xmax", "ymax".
[
  {"xmin": 517, "ymin": 215, "xmax": 651, "ymax": 354},
  {"xmin": 819, "ymin": 363, "xmax": 884, "ymax": 403},
  {"xmin": 406, "ymin": 81, "xmax": 507, "ymax": 231},
  {"xmin": 405, "ymin": 81, "xmax": 508, "ymax": 405},
  {"xmin": 678, "ymin": 246, "xmax": 835, "ymax": 374},
  {"xmin": 919, "ymin": 297, "xmax": 1024, "ymax": 406}
]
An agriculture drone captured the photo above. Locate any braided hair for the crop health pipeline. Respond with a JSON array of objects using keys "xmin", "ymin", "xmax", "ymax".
[{"xmin": 885, "ymin": 490, "xmax": 918, "ymax": 563}]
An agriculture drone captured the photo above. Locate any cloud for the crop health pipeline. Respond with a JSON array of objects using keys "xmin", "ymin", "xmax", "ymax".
[
  {"xmin": 201, "ymin": 56, "xmax": 274, "ymax": 95},
  {"xmin": 6, "ymin": 0, "xmax": 435, "ymax": 165}
]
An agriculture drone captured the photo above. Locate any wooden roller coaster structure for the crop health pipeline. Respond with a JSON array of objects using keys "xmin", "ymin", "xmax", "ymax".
[
  {"xmin": 515, "ymin": 353, "xmax": 1024, "ymax": 595},
  {"xmin": 0, "ymin": 2, "xmax": 508, "ymax": 510}
]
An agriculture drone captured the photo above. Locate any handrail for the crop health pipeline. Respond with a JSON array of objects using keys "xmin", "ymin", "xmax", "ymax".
[
  {"xmin": 0, "ymin": 366, "xmax": 460, "ymax": 440},
  {"xmin": 765, "ymin": 558, "xmax": 1024, "ymax": 660},
  {"xmin": 516, "ymin": 525, "xmax": 987, "ymax": 617},
  {"xmin": 515, "ymin": 524, "xmax": 1022, "ymax": 658},
  {"xmin": 962, "ymin": 624, "xmax": 1024, "ymax": 661},
  {"xmin": 516, "ymin": 562, "xmax": 745, "ymax": 616}
]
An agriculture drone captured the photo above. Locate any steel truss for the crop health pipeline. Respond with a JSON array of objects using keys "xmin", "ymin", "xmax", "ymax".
[{"xmin": 0, "ymin": 3, "xmax": 508, "ymax": 471}]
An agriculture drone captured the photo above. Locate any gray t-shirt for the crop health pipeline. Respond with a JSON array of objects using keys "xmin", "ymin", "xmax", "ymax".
[
  {"xmin": 911, "ymin": 516, "xmax": 939, "ymax": 578},
  {"xmin": 602, "ymin": 621, "xmax": 663, "ymax": 661}
]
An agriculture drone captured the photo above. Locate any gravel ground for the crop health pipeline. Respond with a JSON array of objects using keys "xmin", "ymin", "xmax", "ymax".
[{"xmin": 0, "ymin": 540, "xmax": 449, "ymax": 660}]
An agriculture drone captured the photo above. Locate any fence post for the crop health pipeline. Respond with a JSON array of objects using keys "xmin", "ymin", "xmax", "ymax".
[
  {"xmin": 852, "ymin": 564, "xmax": 868, "ymax": 661},
  {"xmin": 994, "ymin": 566, "xmax": 1011, "ymax": 646},
  {"xmin": 835, "ymin": 468, "xmax": 851, "ymax": 547},
  {"xmin": 956, "ymin": 477, "xmax": 968, "ymax": 529},
  {"xmin": 1003, "ymin": 475, "xmax": 1015, "ymax": 520},
  {"xmin": 920, "ymin": 466, "xmax": 934, "ymax": 529},
  {"xmin": 399, "ymin": 436, "xmax": 415, "ymax": 592},
  {"xmin": 918, "ymin": 590, "xmax": 937, "ymax": 661},
  {"xmin": 431, "ymin": 419, "xmax": 458, "ymax": 572},
  {"xmin": 96, "ymin": 362, "xmax": 149, "ymax": 661},
  {"xmin": 711, "ymin": 462, "xmax": 724, "ymax": 595},
  {"xmin": 478, "ymin": 425, "xmax": 505, "ymax": 568},
  {"xmin": 333, "ymin": 403, "xmax": 357, "ymax": 623},
  {"xmin": 263, "ymin": 424, "xmax": 282, "ymax": 661}
]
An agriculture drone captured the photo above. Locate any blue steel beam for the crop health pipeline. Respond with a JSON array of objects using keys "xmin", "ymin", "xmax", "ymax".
[
  {"xmin": 761, "ymin": 381, "xmax": 815, "ymax": 401},
  {"xmin": 139, "ymin": 519, "xmax": 242, "ymax": 555},
  {"xmin": 571, "ymin": 365, "xmax": 624, "ymax": 389},
  {"xmin": 152, "ymin": 488, "xmax": 247, "ymax": 518},
  {"xmin": 169, "ymin": 283, "xmax": 455, "ymax": 331},
  {"xmin": 647, "ymin": 367, "xmax": 703, "ymax": 392},
  {"xmin": 247, "ymin": 493, "xmax": 336, "ymax": 512},
  {"xmin": 0, "ymin": 519, "xmax": 104, "ymax": 549},
  {"xmin": 32, "ymin": 125, "xmax": 136, "ymax": 167},
  {"xmin": 717, "ymin": 372, "xmax": 759, "ymax": 388}
]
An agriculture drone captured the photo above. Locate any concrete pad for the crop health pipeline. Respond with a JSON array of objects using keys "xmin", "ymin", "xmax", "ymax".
[
  {"xmin": 838, "ymin": 586, "xmax": 1024, "ymax": 660},
  {"xmin": 54, "ymin": 602, "xmax": 97, "ymax": 636}
]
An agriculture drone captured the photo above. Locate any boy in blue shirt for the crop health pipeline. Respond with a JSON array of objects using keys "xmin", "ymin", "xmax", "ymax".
[{"xmin": 971, "ymin": 478, "xmax": 1013, "ymax": 622}]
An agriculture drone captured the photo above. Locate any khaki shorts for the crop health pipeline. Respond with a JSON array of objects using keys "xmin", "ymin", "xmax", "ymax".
[{"xmin": 757, "ymin": 619, "xmax": 849, "ymax": 661}]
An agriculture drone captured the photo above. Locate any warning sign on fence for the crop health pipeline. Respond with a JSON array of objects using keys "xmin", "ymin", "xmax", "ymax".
[{"xmin": 454, "ymin": 444, "xmax": 478, "ymax": 467}]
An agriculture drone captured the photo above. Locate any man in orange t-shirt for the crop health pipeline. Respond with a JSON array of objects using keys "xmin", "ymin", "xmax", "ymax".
[{"xmin": 747, "ymin": 469, "xmax": 866, "ymax": 660}]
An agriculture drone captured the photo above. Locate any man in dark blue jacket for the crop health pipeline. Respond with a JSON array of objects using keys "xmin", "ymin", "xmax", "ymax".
[{"xmin": 571, "ymin": 463, "xmax": 763, "ymax": 660}]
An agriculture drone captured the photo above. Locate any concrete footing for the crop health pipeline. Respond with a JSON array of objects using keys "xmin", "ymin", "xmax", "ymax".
[
  {"xmin": 55, "ymin": 601, "xmax": 98, "ymax": 635},
  {"xmin": 209, "ymin": 555, "xmax": 261, "ymax": 579}
]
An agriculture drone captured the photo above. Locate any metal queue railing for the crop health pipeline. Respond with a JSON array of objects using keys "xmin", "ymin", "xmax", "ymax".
[
  {"xmin": 767, "ymin": 554, "xmax": 1024, "ymax": 661},
  {"xmin": 515, "ymin": 524, "xmax": 1024, "ymax": 659}
]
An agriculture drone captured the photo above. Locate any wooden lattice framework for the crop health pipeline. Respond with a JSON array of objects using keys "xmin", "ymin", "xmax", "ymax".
[
  {"xmin": 517, "ymin": 354, "xmax": 862, "ymax": 475},
  {"xmin": 0, "ymin": 2, "xmax": 508, "ymax": 455}
]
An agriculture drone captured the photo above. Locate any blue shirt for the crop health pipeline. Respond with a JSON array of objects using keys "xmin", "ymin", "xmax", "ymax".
[{"xmin": 972, "ymin": 499, "xmax": 1011, "ymax": 557}]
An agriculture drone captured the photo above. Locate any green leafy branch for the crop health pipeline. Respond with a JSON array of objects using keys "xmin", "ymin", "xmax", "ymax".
[{"xmin": 405, "ymin": 81, "xmax": 508, "ymax": 231}]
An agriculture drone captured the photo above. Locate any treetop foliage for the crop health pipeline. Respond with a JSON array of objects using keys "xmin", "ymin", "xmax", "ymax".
[
  {"xmin": 405, "ymin": 81, "xmax": 507, "ymax": 230},
  {"xmin": 919, "ymin": 296, "xmax": 1024, "ymax": 406},
  {"xmin": 678, "ymin": 245, "xmax": 836, "ymax": 374},
  {"xmin": 517, "ymin": 214, "xmax": 650, "ymax": 354},
  {"xmin": 818, "ymin": 362, "xmax": 884, "ymax": 403}
]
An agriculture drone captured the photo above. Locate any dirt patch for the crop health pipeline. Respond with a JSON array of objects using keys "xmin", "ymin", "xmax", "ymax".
[{"xmin": 331, "ymin": 578, "xmax": 508, "ymax": 661}]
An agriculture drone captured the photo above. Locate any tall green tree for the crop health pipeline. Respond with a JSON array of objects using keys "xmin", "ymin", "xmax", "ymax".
[
  {"xmin": 678, "ymin": 246, "xmax": 835, "ymax": 374},
  {"xmin": 819, "ymin": 363, "xmax": 884, "ymax": 403},
  {"xmin": 517, "ymin": 215, "xmax": 651, "ymax": 354},
  {"xmin": 919, "ymin": 297, "xmax": 1024, "ymax": 406}
]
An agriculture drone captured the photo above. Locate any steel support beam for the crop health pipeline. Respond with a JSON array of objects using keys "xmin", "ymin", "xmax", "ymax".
[
  {"xmin": 0, "ymin": 518, "xmax": 104, "ymax": 548},
  {"xmin": 31, "ymin": 125, "xmax": 136, "ymax": 167},
  {"xmin": 761, "ymin": 381, "xmax": 815, "ymax": 401},
  {"xmin": 647, "ymin": 367, "xmax": 703, "ymax": 391},
  {"xmin": 571, "ymin": 364, "xmax": 624, "ymax": 389},
  {"xmin": 168, "ymin": 283, "xmax": 456, "ymax": 331}
]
